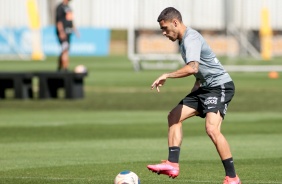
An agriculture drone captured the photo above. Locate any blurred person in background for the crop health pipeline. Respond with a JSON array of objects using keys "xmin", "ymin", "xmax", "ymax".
[
  {"xmin": 147, "ymin": 7, "xmax": 241, "ymax": 184},
  {"xmin": 55, "ymin": 0, "xmax": 79, "ymax": 71}
]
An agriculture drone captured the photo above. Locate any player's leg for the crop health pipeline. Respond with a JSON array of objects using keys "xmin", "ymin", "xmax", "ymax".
[
  {"xmin": 204, "ymin": 81, "xmax": 240, "ymax": 183},
  {"xmin": 57, "ymin": 36, "xmax": 63, "ymax": 71},
  {"xmin": 61, "ymin": 49, "xmax": 69, "ymax": 70},
  {"xmin": 205, "ymin": 111, "xmax": 241, "ymax": 183},
  {"xmin": 59, "ymin": 40, "xmax": 70, "ymax": 71},
  {"xmin": 205, "ymin": 111, "xmax": 231, "ymax": 160},
  {"xmin": 58, "ymin": 53, "xmax": 62, "ymax": 71},
  {"xmin": 167, "ymin": 104, "xmax": 198, "ymax": 159},
  {"xmin": 147, "ymin": 104, "xmax": 198, "ymax": 178}
]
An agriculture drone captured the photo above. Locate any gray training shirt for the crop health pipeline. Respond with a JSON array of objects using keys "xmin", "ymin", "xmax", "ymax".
[{"xmin": 180, "ymin": 27, "xmax": 232, "ymax": 87}]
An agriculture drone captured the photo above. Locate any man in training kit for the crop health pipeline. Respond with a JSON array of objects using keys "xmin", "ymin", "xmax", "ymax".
[
  {"xmin": 55, "ymin": 0, "xmax": 79, "ymax": 71},
  {"xmin": 147, "ymin": 7, "xmax": 241, "ymax": 184}
]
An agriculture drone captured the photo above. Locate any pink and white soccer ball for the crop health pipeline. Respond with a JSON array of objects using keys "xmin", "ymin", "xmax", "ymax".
[{"xmin": 114, "ymin": 170, "xmax": 140, "ymax": 184}]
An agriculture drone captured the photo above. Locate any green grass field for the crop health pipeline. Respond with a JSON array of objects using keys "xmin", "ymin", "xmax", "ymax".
[{"xmin": 0, "ymin": 56, "xmax": 281, "ymax": 184}]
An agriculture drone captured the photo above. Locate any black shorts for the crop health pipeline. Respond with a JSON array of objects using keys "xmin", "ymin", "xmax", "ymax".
[{"xmin": 179, "ymin": 81, "xmax": 235, "ymax": 118}]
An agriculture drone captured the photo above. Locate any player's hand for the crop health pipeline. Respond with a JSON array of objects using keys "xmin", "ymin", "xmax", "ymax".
[
  {"xmin": 151, "ymin": 74, "xmax": 168, "ymax": 92},
  {"xmin": 75, "ymin": 30, "xmax": 80, "ymax": 38}
]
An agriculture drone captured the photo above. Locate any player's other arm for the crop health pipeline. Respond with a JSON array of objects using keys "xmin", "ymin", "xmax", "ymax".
[
  {"xmin": 151, "ymin": 61, "xmax": 199, "ymax": 92},
  {"xmin": 167, "ymin": 61, "xmax": 199, "ymax": 78},
  {"xmin": 56, "ymin": 7, "xmax": 66, "ymax": 40},
  {"xmin": 57, "ymin": 21, "xmax": 66, "ymax": 40},
  {"xmin": 191, "ymin": 78, "xmax": 200, "ymax": 92}
]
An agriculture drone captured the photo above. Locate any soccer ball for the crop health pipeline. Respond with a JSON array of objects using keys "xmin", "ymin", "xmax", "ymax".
[
  {"xmin": 74, "ymin": 65, "xmax": 87, "ymax": 73},
  {"xmin": 114, "ymin": 170, "xmax": 140, "ymax": 184}
]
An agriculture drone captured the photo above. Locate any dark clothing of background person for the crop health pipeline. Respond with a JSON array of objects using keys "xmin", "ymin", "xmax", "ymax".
[{"xmin": 55, "ymin": 0, "xmax": 75, "ymax": 71}]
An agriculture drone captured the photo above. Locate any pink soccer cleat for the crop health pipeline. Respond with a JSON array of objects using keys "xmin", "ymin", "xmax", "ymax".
[
  {"xmin": 147, "ymin": 160, "xmax": 179, "ymax": 178},
  {"xmin": 223, "ymin": 175, "xmax": 241, "ymax": 184}
]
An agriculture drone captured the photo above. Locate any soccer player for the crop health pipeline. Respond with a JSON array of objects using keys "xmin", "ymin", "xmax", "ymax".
[
  {"xmin": 55, "ymin": 0, "xmax": 79, "ymax": 71},
  {"xmin": 147, "ymin": 7, "xmax": 241, "ymax": 184}
]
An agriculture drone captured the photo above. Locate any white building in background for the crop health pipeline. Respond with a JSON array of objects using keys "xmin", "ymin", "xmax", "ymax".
[
  {"xmin": 0, "ymin": 0, "xmax": 282, "ymax": 65},
  {"xmin": 1, "ymin": 0, "xmax": 281, "ymax": 30}
]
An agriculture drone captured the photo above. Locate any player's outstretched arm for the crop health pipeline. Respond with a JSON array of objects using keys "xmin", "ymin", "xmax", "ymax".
[
  {"xmin": 151, "ymin": 61, "xmax": 199, "ymax": 92},
  {"xmin": 151, "ymin": 73, "xmax": 169, "ymax": 92}
]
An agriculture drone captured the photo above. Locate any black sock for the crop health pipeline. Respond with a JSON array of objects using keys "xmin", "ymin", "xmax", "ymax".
[
  {"xmin": 222, "ymin": 157, "xmax": 236, "ymax": 178},
  {"xmin": 168, "ymin": 146, "xmax": 180, "ymax": 163}
]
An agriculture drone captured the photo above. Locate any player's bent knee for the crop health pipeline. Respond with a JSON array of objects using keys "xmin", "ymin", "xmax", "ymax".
[
  {"xmin": 167, "ymin": 111, "xmax": 177, "ymax": 126},
  {"xmin": 206, "ymin": 126, "xmax": 216, "ymax": 136},
  {"xmin": 167, "ymin": 110, "xmax": 184, "ymax": 127},
  {"xmin": 205, "ymin": 124, "xmax": 221, "ymax": 142},
  {"xmin": 168, "ymin": 106, "xmax": 197, "ymax": 126}
]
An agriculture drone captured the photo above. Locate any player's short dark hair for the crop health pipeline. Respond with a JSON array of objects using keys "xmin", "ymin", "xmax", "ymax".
[{"xmin": 157, "ymin": 7, "xmax": 182, "ymax": 23}]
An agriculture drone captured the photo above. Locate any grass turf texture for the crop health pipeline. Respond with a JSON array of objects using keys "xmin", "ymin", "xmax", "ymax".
[{"xmin": 0, "ymin": 56, "xmax": 281, "ymax": 183}]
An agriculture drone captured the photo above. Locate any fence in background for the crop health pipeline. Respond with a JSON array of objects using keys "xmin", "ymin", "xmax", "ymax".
[
  {"xmin": 0, "ymin": 0, "xmax": 281, "ymax": 63},
  {"xmin": 0, "ymin": 0, "xmax": 281, "ymax": 30}
]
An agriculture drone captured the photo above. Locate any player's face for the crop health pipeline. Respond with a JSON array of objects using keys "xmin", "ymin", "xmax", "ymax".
[{"xmin": 159, "ymin": 20, "xmax": 178, "ymax": 42}]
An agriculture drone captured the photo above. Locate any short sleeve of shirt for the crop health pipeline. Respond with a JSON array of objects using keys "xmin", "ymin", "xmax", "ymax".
[{"xmin": 184, "ymin": 34, "xmax": 201, "ymax": 64}]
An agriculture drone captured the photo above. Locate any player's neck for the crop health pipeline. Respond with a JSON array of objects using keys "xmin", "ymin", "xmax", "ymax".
[
  {"xmin": 62, "ymin": 0, "xmax": 69, "ymax": 5},
  {"xmin": 178, "ymin": 25, "xmax": 187, "ymax": 42}
]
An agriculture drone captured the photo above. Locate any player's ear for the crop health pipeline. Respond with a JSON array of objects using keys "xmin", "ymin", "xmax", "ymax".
[{"xmin": 172, "ymin": 19, "xmax": 178, "ymax": 27}]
